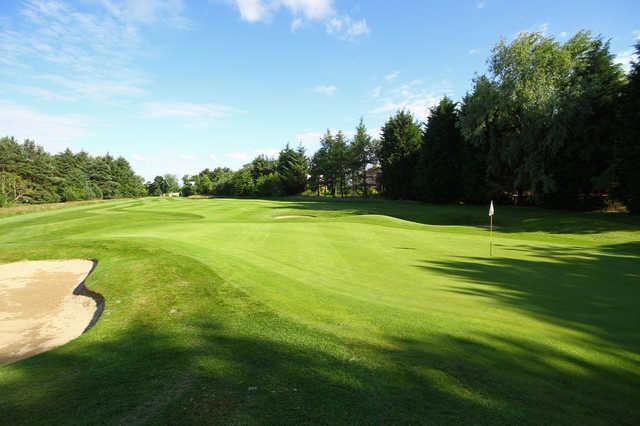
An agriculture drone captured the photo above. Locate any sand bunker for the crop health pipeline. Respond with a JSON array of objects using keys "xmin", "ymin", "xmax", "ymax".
[
  {"xmin": 0, "ymin": 259, "xmax": 100, "ymax": 364},
  {"xmin": 274, "ymin": 215, "xmax": 315, "ymax": 219}
]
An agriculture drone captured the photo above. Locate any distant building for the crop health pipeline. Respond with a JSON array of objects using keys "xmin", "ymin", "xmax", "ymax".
[{"xmin": 365, "ymin": 166, "xmax": 382, "ymax": 193}]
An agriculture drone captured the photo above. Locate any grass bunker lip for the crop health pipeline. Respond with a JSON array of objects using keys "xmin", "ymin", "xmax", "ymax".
[{"xmin": 0, "ymin": 259, "xmax": 104, "ymax": 364}]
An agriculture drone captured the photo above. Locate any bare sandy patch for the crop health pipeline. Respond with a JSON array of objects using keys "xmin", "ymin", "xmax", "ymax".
[
  {"xmin": 0, "ymin": 259, "xmax": 98, "ymax": 364},
  {"xmin": 274, "ymin": 215, "xmax": 315, "ymax": 219}
]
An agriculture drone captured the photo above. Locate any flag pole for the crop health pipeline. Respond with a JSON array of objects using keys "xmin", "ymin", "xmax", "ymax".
[
  {"xmin": 488, "ymin": 200, "xmax": 494, "ymax": 256},
  {"xmin": 490, "ymin": 213, "xmax": 493, "ymax": 256}
]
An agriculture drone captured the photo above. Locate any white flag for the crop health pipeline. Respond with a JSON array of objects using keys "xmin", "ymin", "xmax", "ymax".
[{"xmin": 489, "ymin": 200, "xmax": 494, "ymax": 216}]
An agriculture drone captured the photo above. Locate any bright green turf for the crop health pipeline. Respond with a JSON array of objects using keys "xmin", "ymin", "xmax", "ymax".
[{"xmin": 0, "ymin": 198, "xmax": 638, "ymax": 425}]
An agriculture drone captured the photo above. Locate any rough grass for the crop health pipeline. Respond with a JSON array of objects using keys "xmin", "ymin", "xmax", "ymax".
[{"xmin": 0, "ymin": 197, "xmax": 638, "ymax": 425}]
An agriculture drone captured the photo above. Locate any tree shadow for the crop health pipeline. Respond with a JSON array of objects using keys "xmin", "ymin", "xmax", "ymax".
[
  {"xmin": 2, "ymin": 237, "xmax": 640, "ymax": 426},
  {"xmin": 266, "ymin": 198, "xmax": 640, "ymax": 234},
  {"xmin": 1, "ymin": 208, "xmax": 638, "ymax": 424},
  {"xmin": 416, "ymin": 242, "xmax": 640, "ymax": 355},
  {"xmin": 1, "ymin": 312, "xmax": 638, "ymax": 424}
]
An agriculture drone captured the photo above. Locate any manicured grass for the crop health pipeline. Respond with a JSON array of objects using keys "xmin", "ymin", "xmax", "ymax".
[{"xmin": 0, "ymin": 197, "xmax": 638, "ymax": 425}]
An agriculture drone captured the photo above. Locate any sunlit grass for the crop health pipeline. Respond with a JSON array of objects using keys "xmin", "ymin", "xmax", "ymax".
[{"xmin": 0, "ymin": 197, "xmax": 638, "ymax": 424}]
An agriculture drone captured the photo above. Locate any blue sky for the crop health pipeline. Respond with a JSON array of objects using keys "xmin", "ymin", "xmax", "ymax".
[{"xmin": 1, "ymin": 0, "xmax": 638, "ymax": 180}]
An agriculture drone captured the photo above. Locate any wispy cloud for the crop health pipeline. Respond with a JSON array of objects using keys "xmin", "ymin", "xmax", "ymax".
[
  {"xmin": 516, "ymin": 22, "xmax": 550, "ymax": 38},
  {"xmin": 98, "ymin": 0, "xmax": 190, "ymax": 28},
  {"xmin": 477, "ymin": 1, "xmax": 486, "ymax": 9},
  {"xmin": 294, "ymin": 129, "xmax": 355, "ymax": 148},
  {"xmin": 229, "ymin": 0, "xmax": 369, "ymax": 40},
  {"xmin": 369, "ymin": 79, "xmax": 452, "ymax": 121},
  {"xmin": 1, "ymin": 0, "xmax": 188, "ymax": 103},
  {"xmin": 615, "ymin": 49, "xmax": 638, "ymax": 73},
  {"xmin": 325, "ymin": 15, "xmax": 370, "ymax": 40},
  {"xmin": 226, "ymin": 152, "xmax": 249, "ymax": 161},
  {"xmin": 468, "ymin": 48, "xmax": 479, "ymax": 55},
  {"xmin": 142, "ymin": 102, "xmax": 242, "ymax": 127},
  {"xmin": 255, "ymin": 148, "xmax": 280, "ymax": 158},
  {"xmin": 0, "ymin": 99, "xmax": 89, "ymax": 151},
  {"xmin": 385, "ymin": 71, "xmax": 400, "ymax": 81},
  {"xmin": 312, "ymin": 84, "xmax": 337, "ymax": 95}
]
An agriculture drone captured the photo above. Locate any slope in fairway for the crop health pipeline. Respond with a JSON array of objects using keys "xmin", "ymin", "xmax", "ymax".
[{"xmin": 0, "ymin": 198, "xmax": 638, "ymax": 425}]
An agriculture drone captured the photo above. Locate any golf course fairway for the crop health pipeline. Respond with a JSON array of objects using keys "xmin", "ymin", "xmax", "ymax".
[{"xmin": 0, "ymin": 197, "xmax": 638, "ymax": 425}]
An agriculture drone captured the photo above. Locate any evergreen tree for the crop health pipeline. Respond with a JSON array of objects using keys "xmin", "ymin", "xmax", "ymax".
[
  {"xmin": 277, "ymin": 144, "xmax": 308, "ymax": 195},
  {"xmin": 378, "ymin": 110, "xmax": 422, "ymax": 199},
  {"xmin": 417, "ymin": 97, "xmax": 464, "ymax": 202},
  {"xmin": 350, "ymin": 119, "xmax": 375, "ymax": 197},
  {"xmin": 618, "ymin": 42, "xmax": 640, "ymax": 213}
]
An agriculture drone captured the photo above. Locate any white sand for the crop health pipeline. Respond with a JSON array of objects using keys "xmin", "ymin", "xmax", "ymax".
[{"xmin": 0, "ymin": 259, "xmax": 96, "ymax": 364}]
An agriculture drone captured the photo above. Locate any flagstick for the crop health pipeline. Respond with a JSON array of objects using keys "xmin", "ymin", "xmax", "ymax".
[{"xmin": 490, "ymin": 214, "xmax": 493, "ymax": 256}]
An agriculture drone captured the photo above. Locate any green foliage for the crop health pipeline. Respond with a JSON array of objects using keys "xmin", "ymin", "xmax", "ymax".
[
  {"xmin": 458, "ymin": 31, "xmax": 628, "ymax": 208},
  {"xmin": 617, "ymin": 42, "xmax": 640, "ymax": 213},
  {"xmin": 277, "ymin": 144, "xmax": 308, "ymax": 196},
  {"xmin": 255, "ymin": 173, "xmax": 283, "ymax": 196},
  {"xmin": 0, "ymin": 137, "xmax": 144, "ymax": 205},
  {"xmin": 378, "ymin": 110, "xmax": 422, "ymax": 199},
  {"xmin": 350, "ymin": 119, "xmax": 376, "ymax": 197},
  {"xmin": 416, "ymin": 97, "xmax": 465, "ymax": 202}
]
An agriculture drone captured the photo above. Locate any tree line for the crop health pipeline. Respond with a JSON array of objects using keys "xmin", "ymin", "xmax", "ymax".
[
  {"xmin": 0, "ymin": 137, "xmax": 145, "ymax": 206},
  {"xmin": 175, "ymin": 31, "xmax": 640, "ymax": 213},
  {"xmin": 157, "ymin": 145, "xmax": 309, "ymax": 198},
  {"xmin": 377, "ymin": 32, "xmax": 640, "ymax": 213},
  {"xmin": 3, "ymin": 31, "xmax": 639, "ymax": 213}
]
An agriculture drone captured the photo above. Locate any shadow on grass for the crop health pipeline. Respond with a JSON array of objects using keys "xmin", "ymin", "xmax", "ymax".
[
  {"xmin": 1, "ymin": 317, "xmax": 639, "ymax": 425},
  {"xmin": 417, "ymin": 242, "xmax": 640, "ymax": 355},
  {"xmin": 0, "ymin": 246, "xmax": 638, "ymax": 425},
  {"xmin": 267, "ymin": 198, "xmax": 640, "ymax": 234}
]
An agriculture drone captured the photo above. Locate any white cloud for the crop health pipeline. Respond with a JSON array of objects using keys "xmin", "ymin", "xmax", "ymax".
[
  {"xmin": 11, "ymin": 85, "xmax": 72, "ymax": 101},
  {"xmin": 98, "ymin": 0, "xmax": 189, "ymax": 27},
  {"xmin": 468, "ymin": 48, "xmax": 479, "ymax": 55},
  {"xmin": 229, "ymin": 0, "xmax": 369, "ymax": 39},
  {"xmin": 294, "ymin": 129, "xmax": 355, "ymax": 148},
  {"xmin": 208, "ymin": 154, "xmax": 218, "ymax": 160},
  {"xmin": 142, "ymin": 102, "xmax": 241, "ymax": 126},
  {"xmin": 477, "ymin": 1, "xmax": 486, "ymax": 9},
  {"xmin": 633, "ymin": 30, "xmax": 640, "ymax": 40},
  {"xmin": 369, "ymin": 79, "xmax": 452, "ymax": 121},
  {"xmin": 0, "ymin": 0, "xmax": 189, "ymax": 102},
  {"xmin": 615, "ymin": 49, "xmax": 638, "ymax": 73},
  {"xmin": 255, "ymin": 148, "xmax": 280, "ymax": 157},
  {"xmin": 291, "ymin": 17, "xmax": 304, "ymax": 31},
  {"xmin": 325, "ymin": 15, "xmax": 370, "ymax": 40},
  {"xmin": 385, "ymin": 71, "xmax": 400, "ymax": 81},
  {"xmin": 559, "ymin": 31, "xmax": 568, "ymax": 38},
  {"xmin": 226, "ymin": 152, "xmax": 249, "ymax": 161},
  {"xmin": 295, "ymin": 131, "xmax": 324, "ymax": 146},
  {"xmin": 516, "ymin": 22, "xmax": 550, "ymax": 38},
  {"xmin": 312, "ymin": 84, "xmax": 337, "ymax": 95},
  {"xmin": 234, "ymin": 0, "xmax": 269, "ymax": 22},
  {"xmin": 1, "ymin": 0, "xmax": 189, "ymax": 103},
  {"xmin": 539, "ymin": 22, "xmax": 549, "ymax": 34},
  {"xmin": 0, "ymin": 100, "xmax": 89, "ymax": 151}
]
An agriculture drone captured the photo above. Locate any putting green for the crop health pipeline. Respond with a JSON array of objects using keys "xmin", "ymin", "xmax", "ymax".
[{"xmin": 0, "ymin": 198, "xmax": 638, "ymax": 425}]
